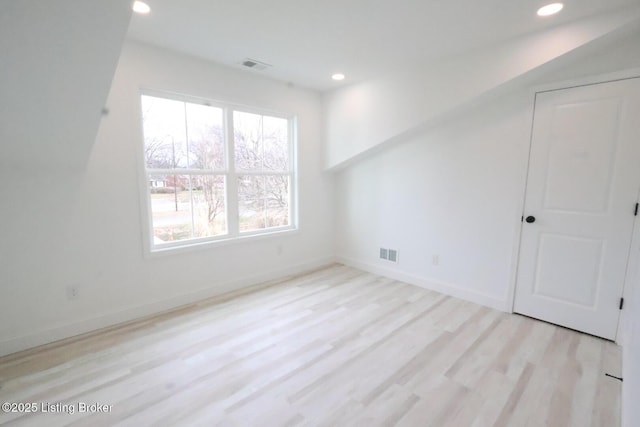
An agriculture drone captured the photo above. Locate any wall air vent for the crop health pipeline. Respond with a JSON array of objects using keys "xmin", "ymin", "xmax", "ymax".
[
  {"xmin": 241, "ymin": 58, "xmax": 272, "ymax": 71},
  {"xmin": 380, "ymin": 247, "xmax": 398, "ymax": 263}
]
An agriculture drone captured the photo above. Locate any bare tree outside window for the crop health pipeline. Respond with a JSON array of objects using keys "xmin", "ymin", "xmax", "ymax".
[
  {"xmin": 234, "ymin": 111, "xmax": 290, "ymax": 232},
  {"xmin": 141, "ymin": 95, "xmax": 227, "ymax": 243},
  {"xmin": 140, "ymin": 93, "xmax": 295, "ymax": 250}
]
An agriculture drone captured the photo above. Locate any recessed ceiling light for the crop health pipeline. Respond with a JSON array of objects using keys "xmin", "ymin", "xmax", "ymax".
[
  {"xmin": 133, "ymin": 1, "xmax": 151, "ymax": 14},
  {"xmin": 332, "ymin": 73, "xmax": 345, "ymax": 81},
  {"xmin": 537, "ymin": 3, "xmax": 563, "ymax": 16}
]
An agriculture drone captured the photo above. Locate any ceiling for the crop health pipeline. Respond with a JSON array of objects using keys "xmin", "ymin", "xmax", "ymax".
[{"xmin": 127, "ymin": 0, "xmax": 637, "ymax": 91}]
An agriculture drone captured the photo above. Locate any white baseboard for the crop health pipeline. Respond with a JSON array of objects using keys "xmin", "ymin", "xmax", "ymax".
[
  {"xmin": 336, "ymin": 256, "xmax": 509, "ymax": 312},
  {"xmin": 0, "ymin": 256, "xmax": 336, "ymax": 358}
]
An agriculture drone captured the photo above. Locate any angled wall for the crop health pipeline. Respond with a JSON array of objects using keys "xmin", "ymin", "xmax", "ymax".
[
  {"xmin": 332, "ymin": 27, "xmax": 640, "ymax": 310},
  {"xmin": 0, "ymin": 0, "xmax": 133, "ymax": 354},
  {"xmin": 323, "ymin": 7, "xmax": 640, "ymax": 170},
  {"xmin": 0, "ymin": 0, "xmax": 132, "ymax": 169}
]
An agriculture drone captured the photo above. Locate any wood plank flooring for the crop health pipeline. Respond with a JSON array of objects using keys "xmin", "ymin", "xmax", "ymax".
[{"xmin": 0, "ymin": 264, "xmax": 622, "ymax": 426}]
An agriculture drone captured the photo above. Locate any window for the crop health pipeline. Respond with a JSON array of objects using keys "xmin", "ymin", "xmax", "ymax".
[{"xmin": 140, "ymin": 92, "xmax": 296, "ymax": 251}]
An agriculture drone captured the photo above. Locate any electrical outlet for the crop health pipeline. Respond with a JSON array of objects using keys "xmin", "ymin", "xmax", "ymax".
[
  {"xmin": 66, "ymin": 285, "xmax": 79, "ymax": 300},
  {"xmin": 432, "ymin": 255, "xmax": 439, "ymax": 266}
]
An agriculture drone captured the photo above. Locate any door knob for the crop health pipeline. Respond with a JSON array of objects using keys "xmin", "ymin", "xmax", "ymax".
[{"xmin": 525, "ymin": 216, "xmax": 536, "ymax": 223}]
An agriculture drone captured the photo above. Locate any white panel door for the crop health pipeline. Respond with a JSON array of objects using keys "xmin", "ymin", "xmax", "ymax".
[{"xmin": 514, "ymin": 78, "xmax": 640, "ymax": 340}]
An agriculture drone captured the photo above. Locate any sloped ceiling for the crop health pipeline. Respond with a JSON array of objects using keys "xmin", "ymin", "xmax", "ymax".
[
  {"xmin": 323, "ymin": 7, "xmax": 640, "ymax": 170},
  {"xmin": 127, "ymin": 1, "xmax": 640, "ymax": 169},
  {"xmin": 2, "ymin": 1, "xmax": 635, "ymax": 171},
  {"xmin": 128, "ymin": 0, "xmax": 638, "ymax": 91},
  {"xmin": 0, "ymin": 0, "xmax": 133, "ymax": 170}
]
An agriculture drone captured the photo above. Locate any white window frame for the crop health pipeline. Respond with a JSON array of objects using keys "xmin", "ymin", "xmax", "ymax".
[{"xmin": 138, "ymin": 89, "xmax": 298, "ymax": 254}]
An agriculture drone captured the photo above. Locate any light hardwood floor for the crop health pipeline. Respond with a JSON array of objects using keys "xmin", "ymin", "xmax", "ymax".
[{"xmin": 0, "ymin": 264, "xmax": 622, "ymax": 426}]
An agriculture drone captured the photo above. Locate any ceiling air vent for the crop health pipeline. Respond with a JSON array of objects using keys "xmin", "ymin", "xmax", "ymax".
[{"xmin": 241, "ymin": 58, "xmax": 272, "ymax": 71}]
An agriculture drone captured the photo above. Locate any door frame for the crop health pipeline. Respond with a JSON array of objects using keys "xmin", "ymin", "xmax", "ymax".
[{"xmin": 507, "ymin": 68, "xmax": 640, "ymax": 343}]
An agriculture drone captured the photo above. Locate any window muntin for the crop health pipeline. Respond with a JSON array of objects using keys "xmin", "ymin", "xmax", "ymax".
[{"xmin": 140, "ymin": 93, "xmax": 296, "ymax": 250}]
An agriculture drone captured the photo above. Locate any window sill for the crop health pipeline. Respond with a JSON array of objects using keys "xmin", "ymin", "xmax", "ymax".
[{"xmin": 144, "ymin": 226, "xmax": 300, "ymax": 258}]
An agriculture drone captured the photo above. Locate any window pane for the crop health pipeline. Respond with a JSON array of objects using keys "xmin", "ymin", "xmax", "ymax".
[
  {"xmin": 266, "ymin": 175, "xmax": 290, "ymax": 227},
  {"xmin": 141, "ymin": 96, "xmax": 188, "ymax": 168},
  {"xmin": 192, "ymin": 175, "xmax": 227, "ymax": 238},
  {"xmin": 234, "ymin": 111, "xmax": 263, "ymax": 171},
  {"xmin": 263, "ymin": 116, "xmax": 289, "ymax": 171},
  {"xmin": 238, "ymin": 175, "xmax": 290, "ymax": 232},
  {"xmin": 238, "ymin": 175, "xmax": 266, "ymax": 232},
  {"xmin": 186, "ymin": 103, "xmax": 225, "ymax": 170},
  {"xmin": 149, "ymin": 174, "xmax": 192, "ymax": 244},
  {"xmin": 234, "ymin": 112, "xmax": 289, "ymax": 172}
]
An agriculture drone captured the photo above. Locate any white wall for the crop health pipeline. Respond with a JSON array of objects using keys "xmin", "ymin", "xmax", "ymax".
[
  {"xmin": 333, "ymin": 89, "xmax": 530, "ymax": 310},
  {"xmin": 332, "ymin": 30, "xmax": 640, "ymax": 312},
  {"xmin": 622, "ymin": 213, "xmax": 640, "ymax": 427},
  {"xmin": 0, "ymin": 41, "xmax": 334, "ymax": 356}
]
